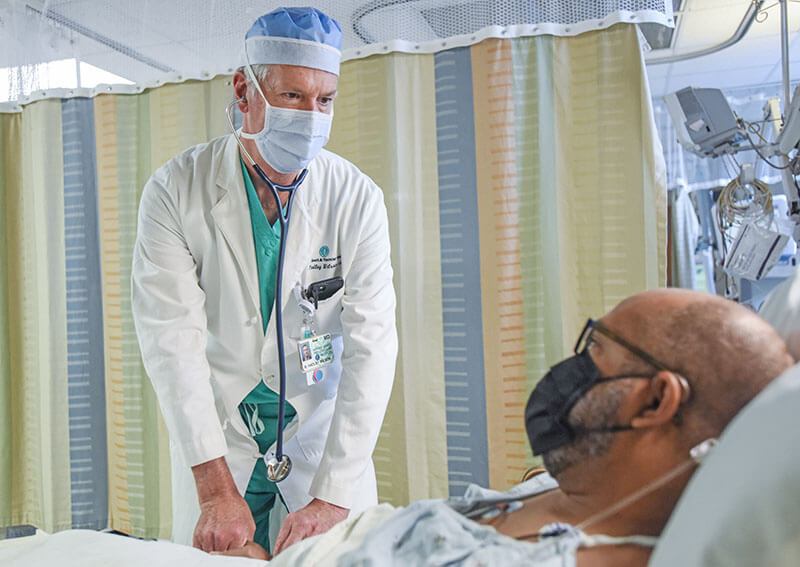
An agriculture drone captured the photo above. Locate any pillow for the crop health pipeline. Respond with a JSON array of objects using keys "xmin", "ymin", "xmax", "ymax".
[{"xmin": 649, "ymin": 363, "xmax": 800, "ymax": 567}]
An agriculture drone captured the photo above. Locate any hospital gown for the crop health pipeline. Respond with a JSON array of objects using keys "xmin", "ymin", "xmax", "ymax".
[{"xmin": 271, "ymin": 472, "xmax": 658, "ymax": 566}]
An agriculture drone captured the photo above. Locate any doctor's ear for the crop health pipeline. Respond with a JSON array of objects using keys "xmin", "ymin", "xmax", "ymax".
[
  {"xmin": 232, "ymin": 70, "xmax": 250, "ymax": 108},
  {"xmin": 630, "ymin": 371, "xmax": 691, "ymax": 429}
]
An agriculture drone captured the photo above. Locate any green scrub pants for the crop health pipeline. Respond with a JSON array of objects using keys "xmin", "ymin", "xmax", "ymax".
[{"xmin": 238, "ymin": 382, "xmax": 297, "ymax": 553}]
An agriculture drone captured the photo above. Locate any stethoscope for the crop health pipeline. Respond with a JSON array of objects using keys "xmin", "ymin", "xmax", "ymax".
[{"xmin": 226, "ymin": 97, "xmax": 306, "ymax": 483}]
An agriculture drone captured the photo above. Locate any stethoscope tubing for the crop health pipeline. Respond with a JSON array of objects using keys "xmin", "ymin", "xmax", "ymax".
[
  {"xmin": 255, "ymin": 163, "xmax": 308, "ymax": 461},
  {"xmin": 226, "ymin": 97, "xmax": 308, "ymax": 476}
]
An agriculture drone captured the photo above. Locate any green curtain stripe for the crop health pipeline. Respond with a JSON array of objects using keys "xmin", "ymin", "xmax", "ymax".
[
  {"xmin": 14, "ymin": 101, "xmax": 72, "ymax": 531},
  {"xmin": 0, "ymin": 114, "xmax": 21, "ymax": 524},
  {"xmin": 116, "ymin": 94, "xmax": 162, "ymax": 537},
  {"xmin": 511, "ymin": 36, "xmax": 564, "ymax": 384},
  {"xmin": 509, "ymin": 37, "xmax": 548, "ymax": 475},
  {"xmin": 532, "ymin": 38, "xmax": 565, "ymax": 368}
]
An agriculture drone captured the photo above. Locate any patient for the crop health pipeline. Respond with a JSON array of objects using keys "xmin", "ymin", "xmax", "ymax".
[{"xmin": 223, "ymin": 289, "xmax": 793, "ymax": 566}]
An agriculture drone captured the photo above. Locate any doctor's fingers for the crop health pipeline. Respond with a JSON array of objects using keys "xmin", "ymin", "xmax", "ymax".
[
  {"xmin": 194, "ymin": 522, "xmax": 248, "ymax": 552},
  {"xmin": 273, "ymin": 521, "xmax": 299, "ymax": 555},
  {"xmin": 214, "ymin": 524, "xmax": 252, "ymax": 552},
  {"xmin": 193, "ymin": 526, "xmax": 213, "ymax": 552},
  {"xmin": 272, "ymin": 524, "xmax": 291, "ymax": 555}
]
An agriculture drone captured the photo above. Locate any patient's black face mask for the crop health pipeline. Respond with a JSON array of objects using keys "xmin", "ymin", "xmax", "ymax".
[
  {"xmin": 526, "ymin": 319, "xmax": 690, "ymax": 456},
  {"xmin": 526, "ymin": 348, "xmax": 665, "ymax": 457}
]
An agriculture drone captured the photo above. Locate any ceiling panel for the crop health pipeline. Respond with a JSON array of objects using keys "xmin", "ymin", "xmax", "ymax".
[{"xmin": 646, "ymin": 0, "xmax": 800, "ymax": 97}]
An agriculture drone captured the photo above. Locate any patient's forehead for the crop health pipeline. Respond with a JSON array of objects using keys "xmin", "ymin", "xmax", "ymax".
[{"xmin": 592, "ymin": 297, "xmax": 668, "ymax": 374}]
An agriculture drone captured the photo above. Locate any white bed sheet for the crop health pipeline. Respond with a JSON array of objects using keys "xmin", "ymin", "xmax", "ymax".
[
  {"xmin": 0, "ymin": 530, "xmax": 264, "ymax": 567},
  {"xmin": 0, "ymin": 503, "xmax": 400, "ymax": 567}
]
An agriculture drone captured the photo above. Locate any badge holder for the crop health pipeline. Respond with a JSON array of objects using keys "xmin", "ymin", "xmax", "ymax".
[{"xmin": 294, "ymin": 277, "xmax": 342, "ymax": 385}]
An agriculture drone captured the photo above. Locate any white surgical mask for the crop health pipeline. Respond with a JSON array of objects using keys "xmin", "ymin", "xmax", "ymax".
[{"xmin": 239, "ymin": 64, "xmax": 333, "ymax": 174}]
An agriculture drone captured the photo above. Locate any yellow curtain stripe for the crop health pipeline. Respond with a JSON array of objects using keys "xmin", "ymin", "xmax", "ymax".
[{"xmin": 94, "ymin": 93, "xmax": 132, "ymax": 533}]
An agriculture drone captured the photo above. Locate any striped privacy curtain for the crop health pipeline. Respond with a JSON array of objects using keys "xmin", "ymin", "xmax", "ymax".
[{"xmin": 0, "ymin": 23, "xmax": 666, "ymax": 538}]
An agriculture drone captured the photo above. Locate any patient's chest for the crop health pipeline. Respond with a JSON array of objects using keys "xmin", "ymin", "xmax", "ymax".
[
  {"xmin": 577, "ymin": 544, "xmax": 652, "ymax": 567},
  {"xmin": 478, "ymin": 488, "xmax": 571, "ymax": 540}
]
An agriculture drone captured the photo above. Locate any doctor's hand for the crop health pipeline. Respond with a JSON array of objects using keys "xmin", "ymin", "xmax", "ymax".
[
  {"xmin": 192, "ymin": 457, "xmax": 256, "ymax": 552},
  {"xmin": 273, "ymin": 498, "xmax": 348, "ymax": 555}
]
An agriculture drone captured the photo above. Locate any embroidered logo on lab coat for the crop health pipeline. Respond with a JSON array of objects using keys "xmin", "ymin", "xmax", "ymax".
[{"xmin": 319, "ymin": 245, "xmax": 330, "ymax": 257}]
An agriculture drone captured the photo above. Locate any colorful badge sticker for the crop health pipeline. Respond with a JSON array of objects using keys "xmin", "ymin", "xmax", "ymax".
[
  {"xmin": 305, "ymin": 367, "xmax": 326, "ymax": 386},
  {"xmin": 298, "ymin": 333, "xmax": 334, "ymax": 373}
]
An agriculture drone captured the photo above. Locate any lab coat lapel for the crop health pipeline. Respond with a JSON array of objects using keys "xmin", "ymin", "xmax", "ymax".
[
  {"xmin": 210, "ymin": 136, "xmax": 260, "ymax": 313},
  {"xmin": 281, "ymin": 168, "xmax": 323, "ymax": 308}
]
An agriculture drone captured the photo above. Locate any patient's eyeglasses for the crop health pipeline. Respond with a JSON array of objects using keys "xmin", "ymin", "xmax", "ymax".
[
  {"xmin": 575, "ymin": 318, "xmax": 672, "ymax": 370},
  {"xmin": 575, "ymin": 318, "xmax": 692, "ymax": 402}
]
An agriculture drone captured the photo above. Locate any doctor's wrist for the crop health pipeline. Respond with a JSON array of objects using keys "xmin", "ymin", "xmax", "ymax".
[
  {"xmin": 192, "ymin": 456, "xmax": 240, "ymax": 503},
  {"xmin": 311, "ymin": 497, "xmax": 348, "ymax": 513}
]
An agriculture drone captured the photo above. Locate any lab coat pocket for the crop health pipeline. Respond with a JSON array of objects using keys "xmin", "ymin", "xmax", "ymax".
[{"xmin": 311, "ymin": 290, "xmax": 344, "ymax": 336}]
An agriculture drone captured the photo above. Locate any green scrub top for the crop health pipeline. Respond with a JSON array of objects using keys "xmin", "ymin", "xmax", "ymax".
[{"xmin": 237, "ymin": 157, "xmax": 297, "ymax": 552}]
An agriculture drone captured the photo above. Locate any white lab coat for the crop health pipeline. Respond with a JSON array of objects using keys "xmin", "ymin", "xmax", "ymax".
[{"xmin": 131, "ymin": 134, "xmax": 398, "ymax": 544}]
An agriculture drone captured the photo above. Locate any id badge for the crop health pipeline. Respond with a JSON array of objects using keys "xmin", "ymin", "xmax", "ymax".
[{"xmin": 298, "ymin": 333, "xmax": 334, "ymax": 373}]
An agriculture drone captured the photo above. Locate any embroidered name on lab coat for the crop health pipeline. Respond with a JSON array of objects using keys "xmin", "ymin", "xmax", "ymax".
[{"xmin": 309, "ymin": 254, "xmax": 342, "ymax": 271}]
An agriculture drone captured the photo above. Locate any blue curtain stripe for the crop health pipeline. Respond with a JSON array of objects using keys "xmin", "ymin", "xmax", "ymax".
[
  {"xmin": 61, "ymin": 97, "xmax": 109, "ymax": 530},
  {"xmin": 433, "ymin": 48, "xmax": 490, "ymax": 495}
]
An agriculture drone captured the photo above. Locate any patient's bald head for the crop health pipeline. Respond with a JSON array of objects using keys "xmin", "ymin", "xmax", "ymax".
[
  {"xmin": 540, "ymin": 289, "xmax": 793, "ymax": 479},
  {"xmin": 603, "ymin": 289, "xmax": 793, "ymax": 442}
]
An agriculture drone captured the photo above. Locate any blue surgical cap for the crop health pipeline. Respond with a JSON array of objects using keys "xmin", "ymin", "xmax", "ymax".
[{"xmin": 244, "ymin": 7, "xmax": 342, "ymax": 76}]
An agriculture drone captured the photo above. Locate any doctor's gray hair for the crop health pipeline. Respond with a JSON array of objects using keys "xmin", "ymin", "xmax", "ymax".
[{"xmin": 242, "ymin": 64, "xmax": 271, "ymax": 92}]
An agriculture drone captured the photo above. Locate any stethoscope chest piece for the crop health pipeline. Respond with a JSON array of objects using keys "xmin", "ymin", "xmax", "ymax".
[{"xmin": 265, "ymin": 454, "xmax": 292, "ymax": 483}]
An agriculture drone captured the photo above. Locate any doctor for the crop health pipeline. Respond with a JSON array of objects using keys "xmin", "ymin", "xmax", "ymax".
[{"xmin": 132, "ymin": 7, "xmax": 397, "ymax": 556}]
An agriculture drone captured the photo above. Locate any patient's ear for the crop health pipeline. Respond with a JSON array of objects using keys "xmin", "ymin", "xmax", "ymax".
[{"xmin": 630, "ymin": 371, "xmax": 689, "ymax": 428}]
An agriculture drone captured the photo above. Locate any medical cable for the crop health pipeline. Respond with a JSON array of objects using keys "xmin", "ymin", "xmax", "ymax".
[
  {"xmin": 715, "ymin": 165, "xmax": 774, "ymax": 265},
  {"xmin": 739, "ymin": 119, "xmax": 793, "ymax": 170},
  {"xmin": 716, "ymin": 175, "xmax": 773, "ymax": 228}
]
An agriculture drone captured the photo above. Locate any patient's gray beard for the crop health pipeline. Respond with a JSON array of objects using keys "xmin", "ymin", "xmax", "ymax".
[{"xmin": 541, "ymin": 384, "xmax": 627, "ymax": 478}]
